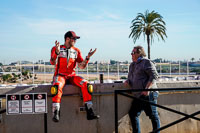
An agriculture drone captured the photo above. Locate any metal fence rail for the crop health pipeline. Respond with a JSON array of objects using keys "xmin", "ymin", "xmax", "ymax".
[{"xmin": 114, "ymin": 87, "xmax": 200, "ymax": 133}]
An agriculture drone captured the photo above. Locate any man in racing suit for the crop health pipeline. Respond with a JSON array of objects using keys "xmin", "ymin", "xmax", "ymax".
[{"xmin": 50, "ymin": 31, "xmax": 99, "ymax": 122}]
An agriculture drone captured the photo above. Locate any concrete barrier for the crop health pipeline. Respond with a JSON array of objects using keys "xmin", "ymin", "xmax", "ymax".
[{"xmin": 0, "ymin": 81, "xmax": 200, "ymax": 133}]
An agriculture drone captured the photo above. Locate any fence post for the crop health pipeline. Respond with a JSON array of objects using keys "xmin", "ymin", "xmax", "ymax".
[
  {"xmin": 114, "ymin": 90, "xmax": 118, "ymax": 133},
  {"xmin": 44, "ymin": 113, "xmax": 47, "ymax": 133}
]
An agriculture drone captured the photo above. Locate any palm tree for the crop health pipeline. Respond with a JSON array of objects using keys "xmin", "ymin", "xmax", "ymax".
[
  {"xmin": 129, "ymin": 10, "xmax": 167, "ymax": 59},
  {"xmin": 191, "ymin": 58, "xmax": 195, "ymax": 62}
]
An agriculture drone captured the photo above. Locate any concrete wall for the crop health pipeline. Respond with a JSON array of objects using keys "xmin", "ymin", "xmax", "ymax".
[{"xmin": 0, "ymin": 81, "xmax": 200, "ymax": 133}]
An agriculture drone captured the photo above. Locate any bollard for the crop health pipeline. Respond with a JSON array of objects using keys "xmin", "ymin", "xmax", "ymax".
[{"xmin": 100, "ymin": 73, "xmax": 104, "ymax": 83}]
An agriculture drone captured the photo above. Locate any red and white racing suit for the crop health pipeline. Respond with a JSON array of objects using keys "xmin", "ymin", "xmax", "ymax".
[{"xmin": 50, "ymin": 45, "xmax": 91, "ymax": 103}]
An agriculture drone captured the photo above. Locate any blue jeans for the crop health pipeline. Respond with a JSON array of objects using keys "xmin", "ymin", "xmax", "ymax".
[{"xmin": 129, "ymin": 92, "xmax": 160, "ymax": 133}]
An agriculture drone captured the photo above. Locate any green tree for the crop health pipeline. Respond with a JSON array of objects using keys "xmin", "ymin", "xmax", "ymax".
[
  {"xmin": 110, "ymin": 60, "xmax": 116, "ymax": 65},
  {"xmin": 153, "ymin": 58, "xmax": 162, "ymax": 63},
  {"xmin": 11, "ymin": 73, "xmax": 18, "ymax": 83},
  {"xmin": 129, "ymin": 10, "xmax": 167, "ymax": 59},
  {"xmin": 18, "ymin": 74, "xmax": 21, "ymax": 79},
  {"xmin": 2, "ymin": 74, "xmax": 12, "ymax": 83},
  {"xmin": 29, "ymin": 73, "xmax": 32, "ymax": 78},
  {"xmin": 22, "ymin": 70, "xmax": 30, "ymax": 80},
  {"xmin": 191, "ymin": 58, "xmax": 195, "ymax": 62}
]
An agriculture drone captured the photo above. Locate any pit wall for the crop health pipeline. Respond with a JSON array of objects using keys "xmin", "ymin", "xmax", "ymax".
[{"xmin": 0, "ymin": 81, "xmax": 200, "ymax": 133}]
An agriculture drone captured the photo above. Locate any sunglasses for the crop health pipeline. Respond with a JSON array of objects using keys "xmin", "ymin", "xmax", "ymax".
[
  {"xmin": 70, "ymin": 37, "xmax": 77, "ymax": 41},
  {"xmin": 131, "ymin": 52, "xmax": 137, "ymax": 55}
]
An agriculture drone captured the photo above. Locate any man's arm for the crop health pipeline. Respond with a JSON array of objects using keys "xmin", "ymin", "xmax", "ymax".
[
  {"xmin": 50, "ymin": 40, "xmax": 60, "ymax": 65},
  {"xmin": 78, "ymin": 57, "xmax": 90, "ymax": 69},
  {"xmin": 141, "ymin": 60, "xmax": 158, "ymax": 96},
  {"xmin": 124, "ymin": 80, "xmax": 131, "ymax": 87},
  {"xmin": 124, "ymin": 62, "xmax": 133, "ymax": 88},
  {"xmin": 78, "ymin": 48, "xmax": 97, "ymax": 69},
  {"xmin": 50, "ymin": 47, "xmax": 58, "ymax": 65}
]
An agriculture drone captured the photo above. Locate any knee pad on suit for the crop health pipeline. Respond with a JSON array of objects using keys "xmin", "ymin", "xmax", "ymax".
[
  {"xmin": 87, "ymin": 84, "xmax": 93, "ymax": 94},
  {"xmin": 51, "ymin": 85, "xmax": 58, "ymax": 96}
]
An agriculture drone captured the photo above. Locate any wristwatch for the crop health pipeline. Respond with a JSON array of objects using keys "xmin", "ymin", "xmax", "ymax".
[{"xmin": 86, "ymin": 56, "xmax": 90, "ymax": 60}]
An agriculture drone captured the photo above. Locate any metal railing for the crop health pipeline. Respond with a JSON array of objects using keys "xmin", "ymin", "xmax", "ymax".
[{"xmin": 114, "ymin": 87, "xmax": 200, "ymax": 133}]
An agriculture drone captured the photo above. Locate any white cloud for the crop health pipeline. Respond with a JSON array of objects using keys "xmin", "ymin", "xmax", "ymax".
[
  {"xmin": 27, "ymin": 19, "xmax": 68, "ymax": 35},
  {"xmin": 56, "ymin": 6, "xmax": 90, "ymax": 16},
  {"xmin": 94, "ymin": 11, "xmax": 121, "ymax": 20},
  {"xmin": 26, "ymin": 18, "xmax": 129, "ymax": 38}
]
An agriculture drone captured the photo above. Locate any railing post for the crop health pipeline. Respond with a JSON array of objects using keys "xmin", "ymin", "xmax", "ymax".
[
  {"xmin": 114, "ymin": 90, "xmax": 118, "ymax": 133},
  {"xmin": 44, "ymin": 113, "xmax": 47, "ymax": 133}
]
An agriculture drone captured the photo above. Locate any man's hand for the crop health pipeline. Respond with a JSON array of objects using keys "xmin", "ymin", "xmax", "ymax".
[
  {"xmin": 87, "ymin": 48, "xmax": 97, "ymax": 59},
  {"xmin": 55, "ymin": 40, "xmax": 60, "ymax": 54},
  {"xmin": 141, "ymin": 90, "xmax": 149, "ymax": 96},
  {"xmin": 124, "ymin": 80, "xmax": 130, "ymax": 87},
  {"xmin": 141, "ymin": 81, "xmax": 152, "ymax": 96}
]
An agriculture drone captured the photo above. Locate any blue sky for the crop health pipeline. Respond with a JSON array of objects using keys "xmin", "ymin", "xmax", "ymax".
[{"xmin": 0, "ymin": 0, "xmax": 200, "ymax": 64}]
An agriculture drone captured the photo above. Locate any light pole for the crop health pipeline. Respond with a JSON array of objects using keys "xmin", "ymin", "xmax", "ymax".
[
  {"xmin": 117, "ymin": 62, "xmax": 119, "ymax": 80},
  {"xmin": 97, "ymin": 61, "xmax": 99, "ymax": 80},
  {"xmin": 33, "ymin": 61, "xmax": 34, "ymax": 84},
  {"xmin": 20, "ymin": 61, "xmax": 22, "ymax": 84},
  {"xmin": 108, "ymin": 60, "xmax": 110, "ymax": 79},
  {"xmin": 44, "ymin": 61, "xmax": 46, "ymax": 84}
]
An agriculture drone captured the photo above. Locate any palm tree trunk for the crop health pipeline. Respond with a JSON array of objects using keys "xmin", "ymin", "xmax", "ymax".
[{"xmin": 147, "ymin": 35, "xmax": 150, "ymax": 59}]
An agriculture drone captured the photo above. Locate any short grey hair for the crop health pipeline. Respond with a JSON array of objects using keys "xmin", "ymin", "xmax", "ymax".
[{"xmin": 133, "ymin": 45, "xmax": 146, "ymax": 57}]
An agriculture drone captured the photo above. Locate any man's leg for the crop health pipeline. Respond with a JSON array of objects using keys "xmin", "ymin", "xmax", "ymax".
[
  {"xmin": 129, "ymin": 99, "xmax": 143, "ymax": 133},
  {"xmin": 51, "ymin": 75, "xmax": 66, "ymax": 122},
  {"xmin": 70, "ymin": 76, "xmax": 99, "ymax": 120},
  {"xmin": 144, "ymin": 92, "xmax": 160, "ymax": 133}
]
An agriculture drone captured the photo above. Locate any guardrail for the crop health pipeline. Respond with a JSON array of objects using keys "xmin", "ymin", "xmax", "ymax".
[{"xmin": 114, "ymin": 87, "xmax": 200, "ymax": 133}]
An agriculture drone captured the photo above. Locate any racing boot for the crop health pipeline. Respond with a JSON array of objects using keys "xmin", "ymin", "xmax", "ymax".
[
  {"xmin": 85, "ymin": 101, "xmax": 100, "ymax": 120},
  {"xmin": 52, "ymin": 103, "xmax": 60, "ymax": 122}
]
